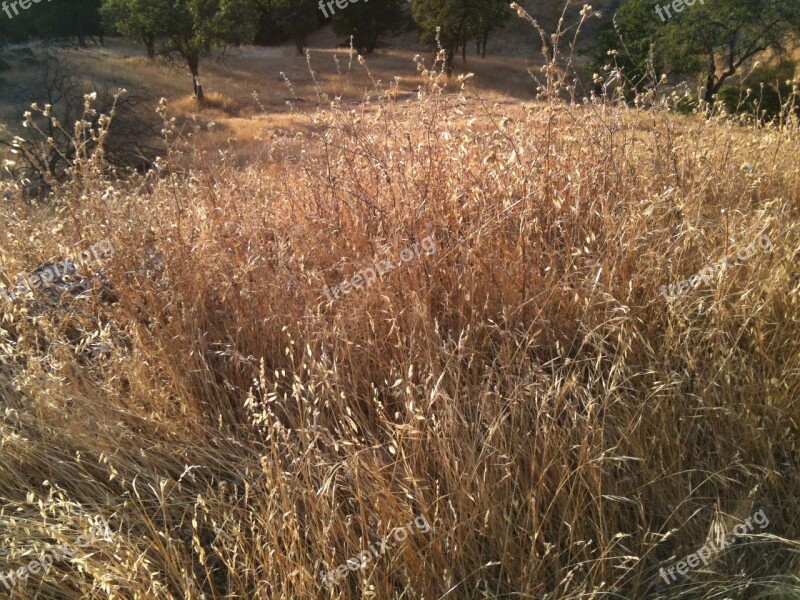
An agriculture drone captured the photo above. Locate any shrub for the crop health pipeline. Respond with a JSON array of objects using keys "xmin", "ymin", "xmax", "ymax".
[
  {"xmin": 719, "ymin": 59, "xmax": 799, "ymax": 122},
  {"xmin": 0, "ymin": 51, "xmax": 163, "ymax": 193}
]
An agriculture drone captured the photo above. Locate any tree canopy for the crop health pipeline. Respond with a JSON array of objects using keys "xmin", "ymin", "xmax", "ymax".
[
  {"xmin": 0, "ymin": 0, "xmax": 104, "ymax": 46},
  {"xmin": 330, "ymin": 0, "xmax": 405, "ymax": 56},
  {"xmin": 600, "ymin": 0, "xmax": 800, "ymax": 104},
  {"xmin": 101, "ymin": 0, "xmax": 260, "ymax": 100},
  {"xmin": 255, "ymin": 0, "xmax": 320, "ymax": 54},
  {"xmin": 101, "ymin": 0, "xmax": 168, "ymax": 57},
  {"xmin": 411, "ymin": 0, "xmax": 509, "ymax": 71}
]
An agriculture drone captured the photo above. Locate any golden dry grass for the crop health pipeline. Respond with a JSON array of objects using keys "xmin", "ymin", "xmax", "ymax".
[
  {"xmin": 0, "ymin": 32, "xmax": 546, "ymax": 149},
  {"xmin": 0, "ymin": 55, "xmax": 799, "ymax": 600}
]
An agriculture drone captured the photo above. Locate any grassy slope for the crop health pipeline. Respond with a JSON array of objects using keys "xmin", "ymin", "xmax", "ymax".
[
  {"xmin": 0, "ymin": 12, "xmax": 799, "ymax": 600},
  {"xmin": 0, "ymin": 19, "xmax": 549, "ymax": 141}
]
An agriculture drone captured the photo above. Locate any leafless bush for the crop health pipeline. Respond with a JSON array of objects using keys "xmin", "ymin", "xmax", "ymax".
[{"xmin": 0, "ymin": 51, "xmax": 163, "ymax": 194}]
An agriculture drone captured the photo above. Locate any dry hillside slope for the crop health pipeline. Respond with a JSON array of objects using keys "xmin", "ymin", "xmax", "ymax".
[{"xmin": 0, "ymin": 44, "xmax": 799, "ymax": 600}]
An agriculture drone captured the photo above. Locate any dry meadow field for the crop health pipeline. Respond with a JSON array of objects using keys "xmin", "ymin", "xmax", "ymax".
[{"xmin": 0, "ymin": 11, "xmax": 799, "ymax": 600}]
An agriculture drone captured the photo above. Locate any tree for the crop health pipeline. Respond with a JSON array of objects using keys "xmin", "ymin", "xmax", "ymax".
[
  {"xmin": 0, "ymin": 0, "xmax": 104, "ymax": 46},
  {"xmin": 101, "ymin": 0, "xmax": 260, "ymax": 101},
  {"xmin": 256, "ymin": 0, "xmax": 319, "ymax": 54},
  {"xmin": 412, "ymin": 0, "xmax": 508, "ymax": 71},
  {"xmin": 470, "ymin": 0, "xmax": 508, "ymax": 58},
  {"xmin": 412, "ymin": 0, "xmax": 470, "ymax": 72},
  {"xmin": 601, "ymin": 0, "xmax": 800, "ymax": 105},
  {"xmin": 593, "ymin": 0, "xmax": 667, "ymax": 93},
  {"xmin": 101, "ymin": 0, "xmax": 167, "ymax": 58},
  {"xmin": 330, "ymin": 0, "xmax": 405, "ymax": 55},
  {"xmin": 66, "ymin": 0, "xmax": 106, "ymax": 47},
  {"xmin": 522, "ymin": 0, "xmax": 577, "ymax": 60}
]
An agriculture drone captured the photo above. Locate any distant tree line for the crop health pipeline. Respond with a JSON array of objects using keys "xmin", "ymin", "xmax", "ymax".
[
  {"xmin": 3, "ymin": 0, "xmax": 796, "ymax": 115},
  {"xmin": 0, "ymin": 0, "xmax": 514, "ymax": 99},
  {"xmin": 0, "ymin": 0, "xmax": 104, "ymax": 46},
  {"xmin": 413, "ymin": 0, "xmax": 509, "ymax": 71}
]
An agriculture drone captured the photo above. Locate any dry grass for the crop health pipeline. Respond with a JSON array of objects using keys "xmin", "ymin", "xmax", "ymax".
[
  {"xmin": 0, "ymin": 37, "xmax": 549, "ymax": 175},
  {"xmin": 172, "ymin": 92, "xmax": 243, "ymax": 117},
  {"xmin": 0, "ymin": 31, "xmax": 545, "ymax": 136},
  {"xmin": 0, "ymin": 52, "xmax": 799, "ymax": 600}
]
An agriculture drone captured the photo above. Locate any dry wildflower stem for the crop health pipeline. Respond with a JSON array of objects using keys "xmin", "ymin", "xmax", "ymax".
[{"xmin": 0, "ymin": 56, "xmax": 799, "ymax": 599}]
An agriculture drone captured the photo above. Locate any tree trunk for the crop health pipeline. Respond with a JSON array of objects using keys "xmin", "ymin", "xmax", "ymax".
[
  {"xmin": 145, "ymin": 34, "xmax": 156, "ymax": 59},
  {"xmin": 352, "ymin": 31, "xmax": 363, "ymax": 55},
  {"xmin": 462, "ymin": 40, "xmax": 467, "ymax": 62},
  {"xmin": 75, "ymin": 15, "xmax": 86, "ymax": 47},
  {"xmin": 187, "ymin": 55, "xmax": 205, "ymax": 102},
  {"xmin": 366, "ymin": 29, "xmax": 379, "ymax": 54},
  {"xmin": 481, "ymin": 31, "xmax": 488, "ymax": 58},
  {"xmin": 704, "ymin": 53, "xmax": 716, "ymax": 105}
]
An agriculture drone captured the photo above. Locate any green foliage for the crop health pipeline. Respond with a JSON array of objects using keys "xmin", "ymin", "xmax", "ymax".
[
  {"xmin": 596, "ymin": 0, "xmax": 800, "ymax": 104},
  {"xmin": 719, "ymin": 60, "xmax": 799, "ymax": 121},
  {"xmin": 101, "ymin": 0, "xmax": 168, "ymax": 56},
  {"xmin": 330, "ymin": 0, "xmax": 405, "ymax": 55},
  {"xmin": 204, "ymin": 0, "xmax": 260, "ymax": 47},
  {"xmin": 0, "ymin": 0, "xmax": 104, "ymax": 45},
  {"xmin": 255, "ymin": 0, "xmax": 320, "ymax": 53},
  {"xmin": 471, "ymin": 0, "xmax": 508, "ymax": 57},
  {"xmin": 412, "ymin": 0, "xmax": 467, "ymax": 62},
  {"xmin": 411, "ymin": 0, "xmax": 508, "ymax": 69},
  {"xmin": 667, "ymin": 92, "xmax": 700, "ymax": 114},
  {"xmin": 593, "ymin": 0, "xmax": 666, "ymax": 89},
  {"xmin": 101, "ymin": 0, "xmax": 260, "ymax": 99}
]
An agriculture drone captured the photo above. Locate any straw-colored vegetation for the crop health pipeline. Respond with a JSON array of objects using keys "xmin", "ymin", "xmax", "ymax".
[{"xmin": 0, "ymin": 46, "xmax": 799, "ymax": 600}]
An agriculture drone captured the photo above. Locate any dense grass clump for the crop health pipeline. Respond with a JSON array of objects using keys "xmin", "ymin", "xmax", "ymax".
[{"xmin": 0, "ymin": 61, "xmax": 799, "ymax": 599}]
